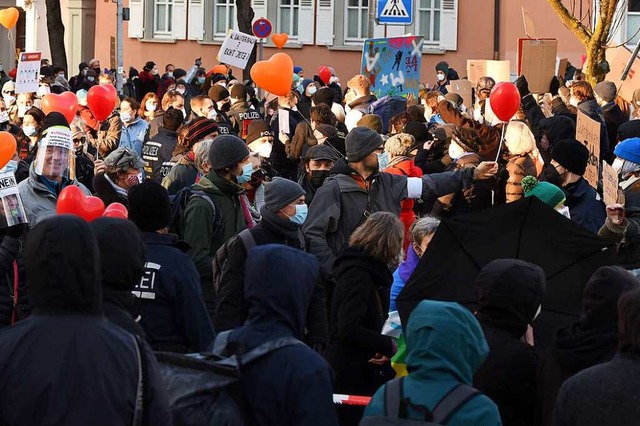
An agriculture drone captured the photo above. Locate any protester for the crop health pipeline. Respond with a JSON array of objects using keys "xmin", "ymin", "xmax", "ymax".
[
  {"xmin": 208, "ymin": 85, "xmax": 235, "ymax": 135},
  {"xmin": 21, "ymin": 106, "xmax": 45, "ymax": 160},
  {"xmin": 538, "ymin": 266, "xmax": 640, "ymax": 426},
  {"xmin": 118, "ymin": 97, "xmax": 149, "ymax": 157},
  {"xmin": 93, "ymin": 147, "xmax": 144, "ymax": 207},
  {"xmin": 138, "ymin": 61, "xmax": 159, "ymax": 100},
  {"xmin": 0, "ymin": 215, "xmax": 171, "ymax": 425},
  {"xmin": 433, "ymin": 61, "xmax": 460, "ymax": 95},
  {"xmin": 246, "ymin": 119, "xmax": 274, "ymax": 160},
  {"xmin": 189, "ymin": 95, "xmax": 216, "ymax": 121},
  {"xmin": 70, "ymin": 121, "xmax": 96, "ymax": 192},
  {"xmin": 139, "ymin": 92, "xmax": 160, "ymax": 124},
  {"xmin": 298, "ymin": 144, "xmax": 338, "ymax": 205},
  {"xmin": 269, "ymin": 91, "xmax": 304, "ymax": 180},
  {"xmin": 553, "ymin": 287, "xmax": 640, "ymax": 426},
  {"xmin": 228, "ymin": 83, "xmax": 261, "ymax": 139},
  {"xmin": 537, "ymin": 115, "xmax": 576, "ymax": 163},
  {"xmin": 568, "ymin": 81, "xmax": 610, "ymax": 164},
  {"xmin": 362, "ymin": 300, "xmax": 501, "ymax": 425},
  {"xmin": 594, "ymin": 81, "xmax": 628, "ymax": 163},
  {"xmin": 522, "ymin": 176, "xmax": 566, "ymax": 212},
  {"xmin": 496, "ymin": 121, "xmax": 542, "ymax": 203},
  {"xmin": 143, "ymin": 107, "xmax": 182, "ymax": 183},
  {"xmin": 344, "ymin": 75, "xmax": 377, "ymax": 131},
  {"xmin": 148, "ymin": 91, "xmax": 185, "ymax": 139},
  {"xmin": 299, "ymin": 79, "xmax": 319, "ymax": 119}
]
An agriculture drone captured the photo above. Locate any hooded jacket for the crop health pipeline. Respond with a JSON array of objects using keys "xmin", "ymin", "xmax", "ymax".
[
  {"xmin": 473, "ymin": 260, "xmax": 546, "ymax": 426},
  {"xmin": 0, "ymin": 216, "xmax": 171, "ymax": 426},
  {"xmin": 363, "ymin": 300, "xmax": 502, "ymax": 425},
  {"xmin": 537, "ymin": 116, "xmax": 576, "ymax": 161},
  {"xmin": 227, "ymin": 245, "xmax": 338, "ymax": 426},
  {"xmin": 601, "ymin": 102, "xmax": 628, "ymax": 163},
  {"xmin": 538, "ymin": 266, "xmax": 639, "ymax": 426}
]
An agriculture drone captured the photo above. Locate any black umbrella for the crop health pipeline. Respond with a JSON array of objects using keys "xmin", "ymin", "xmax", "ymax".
[{"xmin": 396, "ymin": 197, "xmax": 617, "ymax": 348}]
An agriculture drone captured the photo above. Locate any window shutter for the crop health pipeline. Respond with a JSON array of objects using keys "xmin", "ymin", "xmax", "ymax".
[
  {"xmin": 316, "ymin": 0, "xmax": 334, "ymax": 45},
  {"xmin": 252, "ymin": 0, "xmax": 268, "ymax": 20},
  {"xmin": 128, "ymin": 0, "xmax": 144, "ymax": 38},
  {"xmin": 298, "ymin": 0, "xmax": 316, "ymax": 44},
  {"xmin": 172, "ymin": 0, "xmax": 188, "ymax": 40},
  {"xmin": 439, "ymin": 0, "xmax": 457, "ymax": 50},
  {"xmin": 188, "ymin": 0, "xmax": 204, "ymax": 40}
]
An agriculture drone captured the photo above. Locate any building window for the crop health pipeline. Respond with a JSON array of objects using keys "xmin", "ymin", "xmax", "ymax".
[
  {"xmin": 278, "ymin": 0, "xmax": 299, "ymax": 37},
  {"xmin": 154, "ymin": 0, "xmax": 173, "ymax": 35},
  {"xmin": 345, "ymin": 0, "xmax": 369, "ymax": 41},
  {"xmin": 417, "ymin": 0, "xmax": 440, "ymax": 43},
  {"xmin": 214, "ymin": 0, "xmax": 235, "ymax": 37},
  {"xmin": 628, "ymin": 0, "xmax": 640, "ymax": 45}
]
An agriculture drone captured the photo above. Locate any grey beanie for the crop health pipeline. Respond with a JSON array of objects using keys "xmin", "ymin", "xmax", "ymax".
[
  {"xmin": 346, "ymin": 126, "xmax": 384, "ymax": 162},
  {"xmin": 594, "ymin": 81, "xmax": 617, "ymax": 103},
  {"xmin": 104, "ymin": 147, "xmax": 145, "ymax": 171},
  {"xmin": 209, "ymin": 135, "xmax": 250, "ymax": 170},
  {"xmin": 264, "ymin": 177, "xmax": 305, "ymax": 212}
]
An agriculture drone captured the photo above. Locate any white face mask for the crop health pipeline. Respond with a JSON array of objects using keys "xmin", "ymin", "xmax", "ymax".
[
  {"xmin": 207, "ymin": 109, "xmax": 217, "ymax": 120},
  {"xmin": 569, "ymin": 97, "xmax": 579, "ymax": 107},
  {"xmin": 3, "ymin": 95, "xmax": 15, "ymax": 106},
  {"xmin": 557, "ymin": 205, "xmax": 571, "ymax": 219},
  {"xmin": 120, "ymin": 112, "xmax": 131, "ymax": 123},
  {"xmin": 176, "ymin": 88, "xmax": 185, "ymax": 95},
  {"xmin": 0, "ymin": 110, "xmax": 9, "ymax": 123},
  {"xmin": 82, "ymin": 69, "xmax": 88, "ymax": 76},
  {"xmin": 87, "ymin": 76, "xmax": 95, "ymax": 83},
  {"xmin": 145, "ymin": 101, "xmax": 157, "ymax": 112},
  {"xmin": 254, "ymin": 142, "xmax": 273, "ymax": 158},
  {"xmin": 22, "ymin": 125, "xmax": 36, "ymax": 137},
  {"xmin": 167, "ymin": 72, "xmax": 174, "ymax": 78},
  {"xmin": 448, "ymin": 141, "xmax": 465, "ymax": 160},
  {"xmin": 437, "ymin": 73, "xmax": 446, "ymax": 81},
  {"xmin": 306, "ymin": 85, "xmax": 318, "ymax": 97},
  {"xmin": 612, "ymin": 158, "xmax": 625, "ymax": 173}
]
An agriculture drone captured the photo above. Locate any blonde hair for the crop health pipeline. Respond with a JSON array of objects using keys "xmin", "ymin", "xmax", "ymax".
[
  {"xmin": 504, "ymin": 121, "xmax": 536, "ymax": 156},
  {"xmin": 349, "ymin": 212, "xmax": 404, "ymax": 264},
  {"xmin": 347, "ymin": 75, "xmax": 371, "ymax": 94},
  {"xmin": 385, "ymin": 133, "xmax": 415, "ymax": 156}
]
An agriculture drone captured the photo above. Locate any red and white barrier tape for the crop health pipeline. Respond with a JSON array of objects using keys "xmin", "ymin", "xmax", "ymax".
[{"xmin": 333, "ymin": 394, "xmax": 371, "ymax": 406}]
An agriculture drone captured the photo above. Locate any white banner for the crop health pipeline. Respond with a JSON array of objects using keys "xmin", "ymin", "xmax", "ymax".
[{"xmin": 218, "ymin": 31, "xmax": 258, "ymax": 69}]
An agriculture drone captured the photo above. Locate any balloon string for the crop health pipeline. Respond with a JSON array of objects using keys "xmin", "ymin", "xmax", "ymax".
[
  {"xmin": 494, "ymin": 124, "xmax": 507, "ymax": 163},
  {"xmin": 7, "ymin": 31, "xmax": 16, "ymax": 63}
]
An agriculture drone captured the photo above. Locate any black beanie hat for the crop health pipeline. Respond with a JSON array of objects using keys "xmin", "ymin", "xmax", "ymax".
[
  {"xmin": 312, "ymin": 87, "xmax": 334, "ymax": 107},
  {"xmin": 208, "ymin": 85, "xmax": 230, "ymax": 102},
  {"xmin": 173, "ymin": 68, "xmax": 187, "ymax": 80},
  {"xmin": 128, "ymin": 181, "xmax": 172, "ymax": 232},
  {"xmin": 209, "ymin": 135, "xmax": 250, "ymax": 169},
  {"xmin": 264, "ymin": 177, "xmax": 306, "ymax": 212},
  {"xmin": 78, "ymin": 62, "xmax": 89, "ymax": 72},
  {"xmin": 551, "ymin": 138, "xmax": 589, "ymax": 175},
  {"xmin": 187, "ymin": 117, "xmax": 218, "ymax": 145},
  {"xmin": 346, "ymin": 126, "xmax": 384, "ymax": 162},
  {"xmin": 245, "ymin": 120, "xmax": 273, "ymax": 144},
  {"xmin": 618, "ymin": 120, "xmax": 640, "ymax": 142},
  {"xmin": 404, "ymin": 121, "xmax": 430, "ymax": 144},
  {"xmin": 43, "ymin": 112, "xmax": 70, "ymax": 130}
]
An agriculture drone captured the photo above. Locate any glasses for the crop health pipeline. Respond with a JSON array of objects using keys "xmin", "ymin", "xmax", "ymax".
[
  {"xmin": 73, "ymin": 137, "xmax": 85, "ymax": 144},
  {"xmin": 2, "ymin": 91, "xmax": 14, "ymax": 96}
]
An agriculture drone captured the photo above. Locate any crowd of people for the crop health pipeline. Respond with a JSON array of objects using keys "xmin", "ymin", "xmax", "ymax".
[{"xmin": 0, "ymin": 53, "xmax": 639, "ymax": 426}]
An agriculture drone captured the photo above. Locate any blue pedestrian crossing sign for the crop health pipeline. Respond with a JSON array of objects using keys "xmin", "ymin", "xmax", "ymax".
[{"xmin": 377, "ymin": 0, "xmax": 412, "ymax": 25}]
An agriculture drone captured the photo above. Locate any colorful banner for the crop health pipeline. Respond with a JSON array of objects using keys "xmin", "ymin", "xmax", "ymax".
[{"xmin": 360, "ymin": 35, "xmax": 423, "ymax": 99}]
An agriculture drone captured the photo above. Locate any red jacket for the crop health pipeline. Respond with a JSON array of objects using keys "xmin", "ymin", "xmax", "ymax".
[{"xmin": 385, "ymin": 158, "xmax": 423, "ymax": 255}]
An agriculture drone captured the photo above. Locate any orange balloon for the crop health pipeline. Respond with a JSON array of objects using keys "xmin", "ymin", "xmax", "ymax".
[
  {"xmin": 271, "ymin": 33, "xmax": 288, "ymax": 49},
  {"xmin": 0, "ymin": 132, "xmax": 17, "ymax": 170},
  {"xmin": 0, "ymin": 8, "xmax": 19, "ymax": 30},
  {"xmin": 41, "ymin": 92, "xmax": 78, "ymax": 125},
  {"xmin": 250, "ymin": 53, "xmax": 294, "ymax": 96}
]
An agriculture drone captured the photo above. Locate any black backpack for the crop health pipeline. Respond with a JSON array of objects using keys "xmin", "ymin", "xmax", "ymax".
[
  {"xmin": 212, "ymin": 229, "xmax": 256, "ymax": 293},
  {"xmin": 155, "ymin": 330, "xmax": 304, "ymax": 426},
  {"xmin": 359, "ymin": 378, "xmax": 480, "ymax": 425},
  {"xmin": 168, "ymin": 185, "xmax": 221, "ymax": 238}
]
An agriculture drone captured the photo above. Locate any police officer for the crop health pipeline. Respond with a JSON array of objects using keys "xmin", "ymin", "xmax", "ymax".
[{"xmin": 228, "ymin": 83, "xmax": 263, "ymax": 140}]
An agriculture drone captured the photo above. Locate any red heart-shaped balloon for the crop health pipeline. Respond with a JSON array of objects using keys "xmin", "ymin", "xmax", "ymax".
[
  {"xmin": 318, "ymin": 66, "xmax": 332, "ymax": 85},
  {"xmin": 41, "ymin": 92, "xmax": 78, "ymax": 125},
  {"xmin": 101, "ymin": 83, "xmax": 118, "ymax": 103},
  {"xmin": 250, "ymin": 53, "xmax": 294, "ymax": 96},
  {"xmin": 271, "ymin": 33, "xmax": 288, "ymax": 49},
  {"xmin": 56, "ymin": 185, "xmax": 105, "ymax": 222},
  {"xmin": 0, "ymin": 132, "xmax": 17, "ymax": 170},
  {"xmin": 87, "ymin": 85, "xmax": 118, "ymax": 122},
  {"xmin": 102, "ymin": 202, "xmax": 128, "ymax": 219}
]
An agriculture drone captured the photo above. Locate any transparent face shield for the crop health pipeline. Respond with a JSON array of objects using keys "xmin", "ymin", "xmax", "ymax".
[
  {"xmin": 0, "ymin": 173, "xmax": 28, "ymax": 228},
  {"xmin": 34, "ymin": 126, "xmax": 76, "ymax": 181}
]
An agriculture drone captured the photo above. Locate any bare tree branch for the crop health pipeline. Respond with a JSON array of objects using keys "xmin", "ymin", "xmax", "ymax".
[{"xmin": 547, "ymin": 0, "xmax": 592, "ymax": 45}]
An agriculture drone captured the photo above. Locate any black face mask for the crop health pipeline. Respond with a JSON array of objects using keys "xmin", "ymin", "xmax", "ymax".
[
  {"xmin": 92, "ymin": 67, "xmax": 101, "ymax": 75},
  {"xmin": 310, "ymin": 170, "xmax": 330, "ymax": 187},
  {"xmin": 220, "ymin": 103, "xmax": 231, "ymax": 113},
  {"xmin": 544, "ymin": 164, "xmax": 565, "ymax": 187}
]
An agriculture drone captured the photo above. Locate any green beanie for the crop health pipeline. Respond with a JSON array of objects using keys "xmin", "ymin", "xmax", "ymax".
[{"xmin": 522, "ymin": 176, "xmax": 566, "ymax": 209}]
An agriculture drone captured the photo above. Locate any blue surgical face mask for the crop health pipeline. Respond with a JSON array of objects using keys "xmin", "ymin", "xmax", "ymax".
[
  {"xmin": 236, "ymin": 162, "xmax": 253, "ymax": 184},
  {"xmin": 197, "ymin": 76, "xmax": 205, "ymax": 85},
  {"xmin": 22, "ymin": 126, "xmax": 37, "ymax": 137},
  {"xmin": 1, "ymin": 159, "xmax": 18, "ymax": 174},
  {"xmin": 288, "ymin": 203, "xmax": 308, "ymax": 225},
  {"xmin": 377, "ymin": 151, "xmax": 389, "ymax": 171}
]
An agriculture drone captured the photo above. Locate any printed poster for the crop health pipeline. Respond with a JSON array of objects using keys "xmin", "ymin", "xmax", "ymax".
[
  {"xmin": 15, "ymin": 52, "xmax": 41, "ymax": 94},
  {"xmin": 0, "ymin": 172, "xmax": 28, "ymax": 228}
]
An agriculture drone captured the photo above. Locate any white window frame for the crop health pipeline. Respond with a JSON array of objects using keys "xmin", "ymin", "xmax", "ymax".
[
  {"xmin": 416, "ymin": 0, "xmax": 440, "ymax": 45},
  {"xmin": 344, "ymin": 0, "xmax": 369, "ymax": 43},
  {"xmin": 213, "ymin": 0, "xmax": 236, "ymax": 38},
  {"xmin": 278, "ymin": 0, "xmax": 300, "ymax": 38},
  {"xmin": 153, "ymin": 0, "xmax": 174, "ymax": 37},
  {"xmin": 626, "ymin": 0, "xmax": 640, "ymax": 46}
]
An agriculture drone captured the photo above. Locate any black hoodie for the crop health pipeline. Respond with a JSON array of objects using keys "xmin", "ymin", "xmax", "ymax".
[
  {"xmin": 473, "ymin": 259, "xmax": 546, "ymax": 426},
  {"xmin": 537, "ymin": 266, "xmax": 640, "ymax": 426},
  {"xmin": 0, "ymin": 216, "xmax": 172, "ymax": 426}
]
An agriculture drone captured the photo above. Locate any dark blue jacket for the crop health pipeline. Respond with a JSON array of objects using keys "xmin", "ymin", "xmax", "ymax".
[
  {"xmin": 134, "ymin": 232, "xmax": 215, "ymax": 353},
  {"xmin": 564, "ymin": 178, "xmax": 606, "ymax": 234},
  {"xmin": 228, "ymin": 245, "xmax": 338, "ymax": 426}
]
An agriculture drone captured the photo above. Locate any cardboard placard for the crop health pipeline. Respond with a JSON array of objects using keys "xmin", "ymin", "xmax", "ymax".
[
  {"xmin": 446, "ymin": 80, "xmax": 473, "ymax": 110},
  {"xmin": 466, "ymin": 60, "xmax": 511, "ymax": 85},
  {"xmin": 602, "ymin": 160, "xmax": 619, "ymax": 206},
  {"xmin": 15, "ymin": 52, "xmax": 41, "ymax": 94},
  {"xmin": 218, "ymin": 31, "xmax": 258, "ymax": 69},
  {"xmin": 556, "ymin": 58, "xmax": 568, "ymax": 79},
  {"xmin": 576, "ymin": 111, "xmax": 601, "ymax": 189},
  {"xmin": 517, "ymin": 38, "xmax": 558, "ymax": 93},
  {"xmin": 605, "ymin": 45, "xmax": 640, "ymax": 102},
  {"xmin": 521, "ymin": 7, "xmax": 537, "ymax": 39}
]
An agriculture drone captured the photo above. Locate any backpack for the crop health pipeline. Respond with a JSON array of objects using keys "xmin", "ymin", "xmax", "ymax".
[
  {"xmin": 155, "ymin": 330, "xmax": 304, "ymax": 426},
  {"xmin": 168, "ymin": 185, "xmax": 221, "ymax": 238},
  {"xmin": 368, "ymin": 96, "xmax": 408, "ymax": 134},
  {"xmin": 359, "ymin": 377, "xmax": 480, "ymax": 425},
  {"xmin": 212, "ymin": 229, "xmax": 256, "ymax": 293}
]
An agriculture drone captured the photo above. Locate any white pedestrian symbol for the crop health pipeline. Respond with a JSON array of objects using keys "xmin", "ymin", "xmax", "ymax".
[{"xmin": 381, "ymin": 0, "xmax": 408, "ymax": 17}]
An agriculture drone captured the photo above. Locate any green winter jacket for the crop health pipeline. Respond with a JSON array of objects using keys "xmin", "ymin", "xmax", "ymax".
[{"xmin": 363, "ymin": 300, "xmax": 502, "ymax": 425}]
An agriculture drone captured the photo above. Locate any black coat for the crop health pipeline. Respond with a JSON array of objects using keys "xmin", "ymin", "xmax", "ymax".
[
  {"xmin": 0, "ymin": 233, "xmax": 28, "ymax": 328},
  {"xmin": 93, "ymin": 173, "xmax": 129, "ymax": 207},
  {"xmin": 602, "ymin": 102, "xmax": 628, "ymax": 163},
  {"xmin": 269, "ymin": 108, "xmax": 305, "ymax": 180},
  {"xmin": 142, "ymin": 127, "xmax": 178, "ymax": 184}
]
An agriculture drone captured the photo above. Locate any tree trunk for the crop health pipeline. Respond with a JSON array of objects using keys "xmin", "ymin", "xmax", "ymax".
[
  {"xmin": 584, "ymin": 42, "xmax": 608, "ymax": 87},
  {"xmin": 45, "ymin": 0, "xmax": 68, "ymax": 73},
  {"xmin": 236, "ymin": 0, "xmax": 255, "ymax": 81}
]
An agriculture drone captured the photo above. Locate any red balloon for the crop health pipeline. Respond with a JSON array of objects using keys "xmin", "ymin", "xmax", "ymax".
[
  {"xmin": 87, "ymin": 85, "xmax": 117, "ymax": 121},
  {"xmin": 41, "ymin": 92, "xmax": 78, "ymax": 124},
  {"xmin": 318, "ymin": 66, "xmax": 332, "ymax": 85},
  {"xmin": 102, "ymin": 202, "xmax": 128, "ymax": 219},
  {"xmin": 101, "ymin": 83, "xmax": 118, "ymax": 103},
  {"xmin": 489, "ymin": 82, "xmax": 521, "ymax": 122},
  {"xmin": 56, "ymin": 185, "xmax": 105, "ymax": 222}
]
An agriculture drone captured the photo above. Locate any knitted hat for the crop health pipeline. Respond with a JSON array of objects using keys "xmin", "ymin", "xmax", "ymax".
[
  {"xmin": 404, "ymin": 121, "xmax": 430, "ymax": 143},
  {"xmin": 305, "ymin": 144, "xmax": 340, "ymax": 161},
  {"xmin": 264, "ymin": 177, "xmax": 305, "ymax": 212},
  {"xmin": 618, "ymin": 120, "xmax": 640, "ymax": 141},
  {"xmin": 316, "ymin": 124, "xmax": 337, "ymax": 139},
  {"xmin": 357, "ymin": 114, "xmax": 383, "ymax": 134},
  {"xmin": 614, "ymin": 137, "xmax": 640, "ymax": 164},
  {"xmin": 294, "ymin": 66, "xmax": 303, "ymax": 74},
  {"xmin": 104, "ymin": 147, "xmax": 145, "ymax": 171},
  {"xmin": 78, "ymin": 62, "xmax": 89, "ymax": 72},
  {"xmin": 312, "ymin": 87, "xmax": 334, "ymax": 107},
  {"xmin": 245, "ymin": 120, "xmax": 273, "ymax": 144},
  {"xmin": 43, "ymin": 112, "xmax": 70, "ymax": 131},
  {"xmin": 385, "ymin": 133, "xmax": 415, "ymax": 156},
  {"xmin": 230, "ymin": 84, "xmax": 247, "ymax": 101},
  {"xmin": 187, "ymin": 117, "xmax": 218, "ymax": 145},
  {"xmin": 209, "ymin": 135, "xmax": 250, "ymax": 169},
  {"xmin": 128, "ymin": 181, "xmax": 172, "ymax": 232},
  {"xmin": 208, "ymin": 85, "xmax": 230, "ymax": 102},
  {"xmin": 435, "ymin": 61, "xmax": 449, "ymax": 74},
  {"xmin": 452, "ymin": 126, "xmax": 482, "ymax": 153},
  {"xmin": 346, "ymin": 126, "xmax": 384, "ymax": 162},
  {"xmin": 522, "ymin": 176, "xmax": 566, "ymax": 209},
  {"xmin": 594, "ymin": 81, "xmax": 617, "ymax": 103},
  {"xmin": 89, "ymin": 58, "xmax": 100, "ymax": 68},
  {"xmin": 551, "ymin": 139, "xmax": 589, "ymax": 175},
  {"xmin": 173, "ymin": 68, "xmax": 187, "ymax": 80}
]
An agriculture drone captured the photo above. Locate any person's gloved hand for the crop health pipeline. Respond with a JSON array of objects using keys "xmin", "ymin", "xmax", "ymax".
[
  {"xmin": 195, "ymin": 57, "xmax": 202, "ymax": 67},
  {"xmin": 515, "ymin": 75, "xmax": 530, "ymax": 99},
  {"xmin": 549, "ymin": 76, "xmax": 560, "ymax": 96},
  {"xmin": 5, "ymin": 223, "xmax": 27, "ymax": 239}
]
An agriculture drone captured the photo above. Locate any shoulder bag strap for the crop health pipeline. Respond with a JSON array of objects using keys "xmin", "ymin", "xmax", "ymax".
[
  {"xmin": 383, "ymin": 378, "xmax": 404, "ymax": 419},
  {"xmin": 239, "ymin": 337, "xmax": 305, "ymax": 365},
  {"xmin": 131, "ymin": 335, "xmax": 144, "ymax": 426},
  {"xmin": 431, "ymin": 384, "xmax": 480, "ymax": 425},
  {"xmin": 237, "ymin": 229, "xmax": 256, "ymax": 252}
]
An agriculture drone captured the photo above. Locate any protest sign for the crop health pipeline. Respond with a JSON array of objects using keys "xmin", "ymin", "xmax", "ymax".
[
  {"xmin": 446, "ymin": 80, "xmax": 473, "ymax": 110},
  {"xmin": 556, "ymin": 58, "xmax": 568, "ymax": 79},
  {"xmin": 0, "ymin": 172, "xmax": 27, "ymax": 228},
  {"xmin": 15, "ymin": 52, "xmax": 41, "ymax": 94},
  {"xmin": 360, "ymin": 35, "xmax": 424, "ymax": 99},
  {"xmin": 576, "ymin": 111, "xmax": 601, "ymax": 189},
  {"xmin": 602, "ymin": 160, "xmax": 619, "ymax": 206},
  {"xmin": 466, "ymin": 60, "xmax": 510, "ymax": 85},
  {"xmin": 219, "ymin": 31, "xmax": 258, "ymax": 69},
  {"xmin": 605, "ymin": 45, "xmax": 640, "ymax": 102},
  {"xmin": 517, "ymin": 38, "xmax": 558, "ymax": 93}
]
